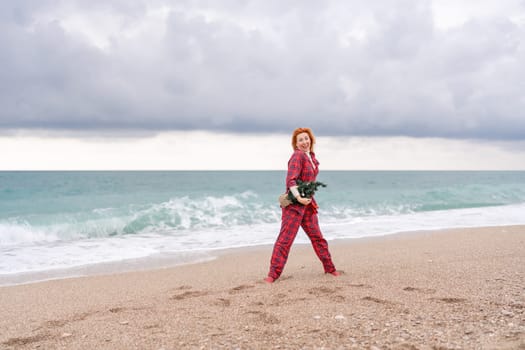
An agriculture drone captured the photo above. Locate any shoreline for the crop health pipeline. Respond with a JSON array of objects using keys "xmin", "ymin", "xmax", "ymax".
[
  {"xmin": 2, "ymin": 223, "xmax": 524, "ymax": 288},
  {"xmin": 1, "ymin": 225, "xmax": 524, "ymax": 349}
]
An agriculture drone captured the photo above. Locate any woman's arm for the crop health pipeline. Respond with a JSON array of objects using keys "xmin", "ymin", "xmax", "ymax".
[{"xmin": 286, "ymin": 150, "xmax": 303, "ymax": 189}]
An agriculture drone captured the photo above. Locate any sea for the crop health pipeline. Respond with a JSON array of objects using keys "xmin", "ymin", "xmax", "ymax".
[{"xmin": 1, "ymin": 171, "xmax": 524, "ymax": 286}]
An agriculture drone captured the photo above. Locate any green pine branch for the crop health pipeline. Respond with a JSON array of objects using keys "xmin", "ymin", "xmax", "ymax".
[{"xmin": 288, "ymin": 180, "xmax": 327, "ymax": 204}]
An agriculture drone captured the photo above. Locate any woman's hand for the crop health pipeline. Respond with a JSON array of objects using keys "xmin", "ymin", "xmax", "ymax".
[{"xmin": 297, "ymin": 196, "xmax": 312, "ymax": 206}]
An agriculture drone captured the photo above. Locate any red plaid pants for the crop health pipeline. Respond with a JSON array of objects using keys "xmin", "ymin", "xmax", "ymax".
[{"xmin": 268, "ymin": 204, "xmax": 336, "ymax": 280}]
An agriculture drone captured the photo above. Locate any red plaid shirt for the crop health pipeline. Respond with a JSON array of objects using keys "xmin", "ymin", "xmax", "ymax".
[{"xmin": 285, "ymin": 149, "xmax": 320, "ymax": 208}]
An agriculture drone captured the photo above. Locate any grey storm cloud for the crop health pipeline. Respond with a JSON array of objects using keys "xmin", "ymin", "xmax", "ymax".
[{"xmin": 0, "ymin": 0, "xmax": 524, "ymax": 139}]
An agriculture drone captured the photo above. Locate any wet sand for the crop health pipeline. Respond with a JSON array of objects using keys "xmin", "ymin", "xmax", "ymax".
[{"xmin": 1, "ymin": 225, "xmax": 524, "ymax": 349}]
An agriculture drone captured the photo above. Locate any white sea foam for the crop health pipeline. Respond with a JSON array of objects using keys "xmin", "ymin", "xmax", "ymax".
[
  {"xmin": 321, "ymin": 202, "xmax": 525, "ymax": 239},
  {"xmin": 1, "ymin": 203, "xmax": 524, "ymax": 284},
  {"xmin": 0, "ymin": 222, "xmax": 59, "ymax": 245},
  {"xmin": 2, "ymin": 171, "xmax": 525, "ymax": 285}
]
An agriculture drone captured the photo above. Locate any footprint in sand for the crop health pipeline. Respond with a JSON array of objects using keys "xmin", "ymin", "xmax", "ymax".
[
  {"xmin": 348, "ymin": 283, "xmax": 373, "ymax": 289},
  {"xmin": 176, "ymin": 285, "xmax": 193, "ymax": 290},
  {"xmin": 267, "ymin": 293, "xmax": 288, "ymax": 307},
  {"xmin": 308, "ymin": 286, "xmax": 341, "ymax": 296},
  {"xmin": 2, "ymin": 333, "xmax": 50, "ymax": 347},
  {"xmin": 431, "ymin": 297, "xmax": 467, "ymax": 304},
  {"xmin": 44, "ymin": 312, "xmax": 93, "ymax": 329},
  {"xmin": 44, "ymin": 319, "xmax": 68, "ymax": 328},
  {"xmin": 213, "ymin": 298, "xmax": 231, "ymax": 307},
  {"xmin": 245, "ymin": 310, "xmax": 280, "ymax": 324},
  {"xmin": 171, "ymin": 290, "xmax": 208, "ymax": 300},
  {"xmin": 109, "ymin": 307, "xmax": 125, "ymax": 313},
  {"xmin": 362, "ymin": 296, "xmax": 394, "ymax": 305},
  {"xmin": 403, "ymin": 286, "xmax": 436, "ymax": 294},
  {"xmin": 229, "ymin": 284, "xmax": 255, "ymax": 294},
  {"xmin": 331, "ymin": 295, "xmax": 346, "ymax": 302}
]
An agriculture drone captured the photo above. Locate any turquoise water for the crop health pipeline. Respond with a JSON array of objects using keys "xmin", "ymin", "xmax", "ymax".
[{"xmin": 1, "ymin": 171, "xmax": 525, "ymax": 283}]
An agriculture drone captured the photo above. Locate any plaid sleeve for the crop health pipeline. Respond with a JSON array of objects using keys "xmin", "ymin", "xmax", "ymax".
[{"xmin": 286, "ymin": 150, "xmax": 303, "ymax": 189}]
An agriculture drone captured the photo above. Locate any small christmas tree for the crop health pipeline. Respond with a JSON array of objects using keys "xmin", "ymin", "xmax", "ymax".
[{"xmin": 288, "ymin": 180, "xmax": 327, "ymax": 204}]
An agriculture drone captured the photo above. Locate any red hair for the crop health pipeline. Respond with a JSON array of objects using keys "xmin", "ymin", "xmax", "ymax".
[{"xmin": 291, "ymin": 127, "xmax": 315, "ymax": 152}]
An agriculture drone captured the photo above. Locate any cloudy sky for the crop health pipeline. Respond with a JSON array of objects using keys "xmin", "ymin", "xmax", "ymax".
[{"xmin": 1, "ymin": 0, "xmax": 525, "ymax": 170}]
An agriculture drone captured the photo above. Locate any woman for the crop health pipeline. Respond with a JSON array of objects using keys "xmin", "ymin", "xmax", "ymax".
[{"xmin": 264, "ymin": 127, "xmax": 340, "ymax": 283}]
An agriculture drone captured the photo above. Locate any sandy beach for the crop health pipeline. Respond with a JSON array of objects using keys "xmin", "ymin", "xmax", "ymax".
[{"xmin": 1, "ymin": 225, "xmax": 524, "ymax": 349}]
